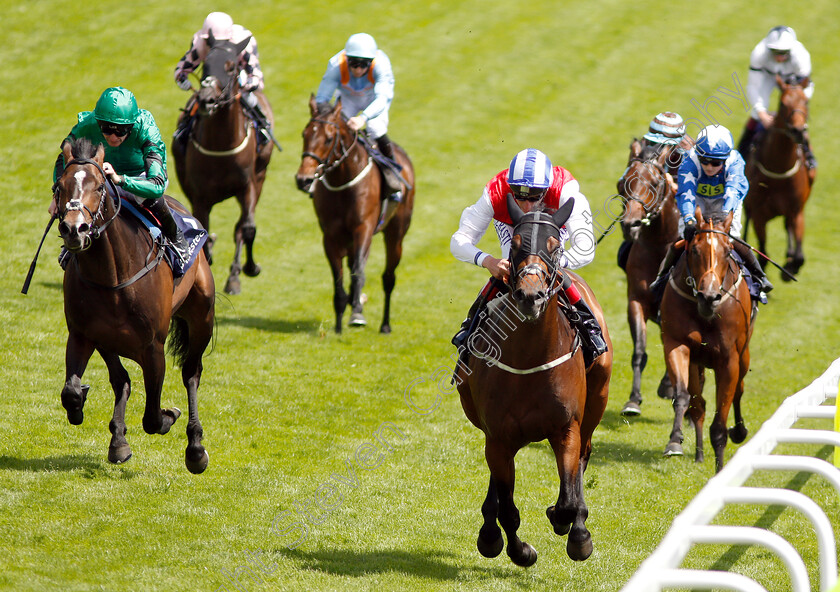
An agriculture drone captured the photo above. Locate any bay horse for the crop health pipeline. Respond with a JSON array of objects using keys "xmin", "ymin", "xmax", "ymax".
[
  {"xmin": 295, "ymin": 95, "xmax": 415, "ymax": 333},
  {"xmin": 617, "ymin": 140, "xmax": 680, "ymax": 416},
  {"xmin": 455, "ymin": 195, "xmax": 611, "ymax": 566},
  {"xmin": 743, "ymin": 74, "xmax": 815, "ymax": 280},
  {"xmin": 171, "ymin": 33, "xmax": 274, "ymax": 295},
  {"xmin": 659, "ymin": 207, "xmax": 756, "ymax": 472},
  {"xmin": 55, "ymin": 138, "xmax": 214, "ymax": 474}
]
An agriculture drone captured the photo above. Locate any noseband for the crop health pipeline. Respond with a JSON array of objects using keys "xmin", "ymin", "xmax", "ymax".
[{"xmin": 510, "ymin": 216, "xmax": 564, "ymax": 310}]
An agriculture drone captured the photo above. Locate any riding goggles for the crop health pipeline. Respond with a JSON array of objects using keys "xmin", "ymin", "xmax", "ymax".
[
  {"xmin": 510, "ymin": 185, "xmax": 548, "ymax": 202},
  {"xmin": 698, "ymin": 156, "xmax": 725, "ymax": 167},
  {"xmin": 98, "ymin": 122, "xmax": 132, "ymax": 137},
  {"xmin": 347, "ymin": 57, "xmax": 373, "ymax": 69},
  {"xmin": 770, "ymin": 49, "xmax": 791, "ymax": 58}
]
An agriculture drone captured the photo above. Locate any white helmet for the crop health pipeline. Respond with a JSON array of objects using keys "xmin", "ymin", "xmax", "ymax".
[
  {"xmin": 765, "ymin": 26, "xmax": 796, "ymax": 52},
  {"xmin": 201, "ymin": 12, "xmax": 234, "ymax": 41},
  {"xmin": 345, "ymin": 33, "xmax": 377, "ymax": 59}
]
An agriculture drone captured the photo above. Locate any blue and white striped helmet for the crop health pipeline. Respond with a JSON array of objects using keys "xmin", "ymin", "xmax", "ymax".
[
  {"xmin": 507, "ymin": 149, "xmax": 553, "ymax": 197},
  {"xmin": 694, "ymin": 125, "xmax": 734, "ymax": 160}
]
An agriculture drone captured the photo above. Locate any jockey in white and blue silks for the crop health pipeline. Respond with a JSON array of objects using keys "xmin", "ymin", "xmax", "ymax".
[
  {"xmin": 316, "ymin": 32, "xmax": 404, "ymax": 216},
  {"xmin": 652, "ymin": 125, "xmax": 773, "ymax": 295}
]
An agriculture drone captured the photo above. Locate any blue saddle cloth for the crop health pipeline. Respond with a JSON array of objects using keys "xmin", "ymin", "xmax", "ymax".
[{"xmin": 120, "ymin": 199, "xmax": 208, "ymax": 279}]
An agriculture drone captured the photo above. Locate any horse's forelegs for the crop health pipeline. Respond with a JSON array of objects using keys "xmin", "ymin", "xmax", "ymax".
[
  {"xmin": 729, "ymin": 347, "xmax": 750, "ymax": 445},
  {"xmin": 239, "ymin": 186, "xmax": 261, "ymax": 278},
  {"xmin": 546, "ymin": 427, "xmax": 591, "ymax": 561},
  {"xmin": 141, "ymin": 343, "xmax": 181, "ymax": 436},
  {"xmin": 476, "ymin": 478, "xmax": 503, "ymax": 558},
  {"xmin": 710, "ymin": 361, "xmax": 739, "ymax": 472},
  {"xmin": 324, "ymin": 239, "xmax": 348, "ymax": 333},
  {"xmin": 100, "ymin": 352, "xmax": 132, "ymax": 464},
  {"xmin": 753, "ymin": 217, "xmax": 769, "ymax": 270},
  {"xmin": 62, "ymin": 333, "xmax": 95, "ymax": 425},
  {"xmin": 664, "ymin": 343, "xmax": 691, "ymax": 457},
  {"xmin": 687, "ymin": 364, "xmax": 706, "ymax": 464},
  {"xmin": 181, "ymin": 349, "xmax": 208, "ymax": 474},
  {"xmin": 380, "ymin": 224, "xmax": 405, "ymax": 334},
  {"xmin": 192, "ymin": 205, "xmax": 214, "ymax": 265},
  {"xmin": 348, "ymin": 243, "xmax": 370, "ymax": 328},
  {"xmin": 621, "ymin": 301, "xmax": 647, "ymax": 415},
  {"xmin": 783, "ymin": 211, "xmax": 806, "ymax": 279},
  {"xmin": 485, "ymin": 440, "xmax": 536, "ymax": 567}
]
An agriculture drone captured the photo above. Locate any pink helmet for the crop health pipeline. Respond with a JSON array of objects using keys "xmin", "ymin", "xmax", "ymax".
[{"xmin": 201, "ymin": 12, "xmax": 234, "ymax": 41}]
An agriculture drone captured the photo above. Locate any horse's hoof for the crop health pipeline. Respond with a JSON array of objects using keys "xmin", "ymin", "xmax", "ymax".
[
  {"xmin": 379, "ymin": 324, "xmax": 391, "ymax": 334},
  {"xmin": 224, "ymin": 278, "xmax": 241, "ymax": 295},
  {"xmin": 349, "ymin": 312, "xmax": 367, "ymax": 327},
  {"xmin": 664, "ymin": 442, "xmax": 684, "ymax": 457},
  {"xmin": 243, "ymin": 262, "xmax": 261, "ymax": 277},
  {"xmin": 567, "ymin": 533, "xmax": 593, "ymax": 561},
  {"xmin": 620, "ymin": 401, "xmax": 641, "ymax": 417},
  {"xmin": 156, "ymin": 407, "xmax": 181, "ymax": 435},
  {"xmin": 108, "ymin": 445, "xmax": 132, "ymax": 464},
  {"xmin": 477, "ymin": 533, "xmax": 503, "ymax": 558},
  {"xmin": 186, "ymin": 449, "xmax": 209, "ymax": 474},
  {"xmin": 729, "ymin": 424, "xmax": 748, "ymax": 444},
  {"xmin": 509, "ymin": 542, "xmax": 537, "ymax": 567},
  {"xmin": 546, "ymin": 506, "xmax": 571, "ymax": 535}
]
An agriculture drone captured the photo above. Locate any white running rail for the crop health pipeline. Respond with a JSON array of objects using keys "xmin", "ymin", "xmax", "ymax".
[{"xmin": 622, "ymin": 358, "xmax": 840, "ymax": 592}]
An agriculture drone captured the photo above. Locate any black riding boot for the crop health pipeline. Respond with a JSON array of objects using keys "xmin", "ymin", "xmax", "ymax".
[
  {"xmin": 650, "ymin": 242, "xmax": 680, "ymax": 292},
  {"xmin": 737, "ymin": 119, "xmax": 759, "ymax": 160},
  {"xmin": 733, "ymin": 241, "xmax": 773, "ymax": 294},
  {"xmin": 376, "ymin": 135, "xmax": 404, "ymax": 196},
  {"xmin": 801, "ymin": 132, "xmax": 817, "ymax": 169},
  {"xmin": 146, "ymin": 198, "xmax": 189, "ymax": 263},
  {"xmin": 241, "ymin": 92, "xmax": 272, "ymax": 147},
  {"xmin": 452, "ymin": 277, "xmax": 507, "ymax": 349},
  {"xmin": 560, "ymin": 274, "xmax": 607, "ymax": 367}
]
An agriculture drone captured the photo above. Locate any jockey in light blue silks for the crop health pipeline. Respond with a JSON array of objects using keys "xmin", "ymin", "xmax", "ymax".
[{"xmin": 651, "ymin": 125, "xmax": 773, "ymax": 296}]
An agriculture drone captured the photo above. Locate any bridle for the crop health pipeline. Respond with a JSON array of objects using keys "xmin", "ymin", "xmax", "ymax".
[
  {"xmin": 681, "ymin": 228, "xmax": 738, "ymax": 300},
  {"xmin": 301, "ymin": 116, "xmax": 372, "ymax": 191},
  {"xmin": 54, "ymin": 158, "xmax": 121, "ymax": 249},
  {"xmin": 510, "ymin": 215, "xmax": 564, "ymax": 313},
  {"xmin": 619, "ymin": 157, "xmax": 670, "ymax": 226}
]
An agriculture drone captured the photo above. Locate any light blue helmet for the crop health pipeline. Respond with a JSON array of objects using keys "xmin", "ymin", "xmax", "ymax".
[
  {"xmin": 345, "ymin": 33, "xmax": 377, "ymax": 59},
  {"xmin": 507, "ymin": 149, "xmax": 553, "ymax": 196},
  {"xmin": 694, "ymin": 126, "xmax": 734, "ymax": 160}
]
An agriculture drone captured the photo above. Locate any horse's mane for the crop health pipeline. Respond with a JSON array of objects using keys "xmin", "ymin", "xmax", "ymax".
[
  {"xmin": 315, "ymin": 101, "xmax": 334, "ymax": 117},
  {"xmin": 639, "ymin": 142, "xmax": 666, "ymax": 162},
  {"xmin": 704, "ymin": 212, "xmax": 730, "ymax": 226},
  {"xmin": 66, "ymin": 137, "xmax": 98, "ymax": 160}
]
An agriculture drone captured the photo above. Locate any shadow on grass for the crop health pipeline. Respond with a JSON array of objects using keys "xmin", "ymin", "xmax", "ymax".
[
  {"xmin": 0, "ymin": 453, "xmax": 106, "ymax": 473},
  {"xmin": 275, "ymin": 547, "xmax": 514, "ymax": 581},
  {"xmin": 216, "ymin": 315, "xmax": 322, "ymax": 334},
  {"xmin": 599, "ymin": 408, "xmax": 663, "ymax": 430}
]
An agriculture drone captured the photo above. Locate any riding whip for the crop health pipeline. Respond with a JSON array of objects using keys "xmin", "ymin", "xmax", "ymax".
[
  {"xmin": 728, "ymin": 234, "xmax": 798, "ymax": 282},
  {"xmin": 21, "ymin": 213, "xmax": 57, "ymax": 295},
  {"xmin": 595, "ymin": 218, "xmax": 619, "ymax": 244}
]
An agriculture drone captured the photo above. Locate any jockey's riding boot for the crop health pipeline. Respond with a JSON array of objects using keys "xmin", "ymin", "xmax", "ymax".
[
  {"xmin": 452, "ymin": 277, "xmax": 506, "ymax": 349},
  {"xmin": 146, "ymin": 198, "xmax": 190, "ymax": 264},
  {"xmin": 376, "ymin": 135, "xmax": 404, "ymax": 196},
  {"xmin": 733, "ymin": 241, "xmax": 773, "ymax": 294},
  {"xmin": 559, "ymin": 274, "xmax": 607, "ymax": 367},
  {"xmin": 172, "ymin": 113, "xmax": 193, "ymax": 151},
  {"xmin": 737, "ymin": 119, "xmax": 759, "ymax": 160},
  {"xmin": 241, "ymin": 92, "xmax": 271, "ymax": 145},
  {"xmin": 375, "ymin": 192, "xmax": 403, "ymax": 233},
  {"xmin": 649, "ymin": 242, "xmax": 680, "ymax": 293},
  {"xmin": 801, "ymin": 132, "xmax": 817, "ymax": 169}
]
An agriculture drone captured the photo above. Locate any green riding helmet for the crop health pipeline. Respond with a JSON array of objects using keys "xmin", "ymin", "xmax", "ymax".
[{"xmin": 94, "ymin": 87, "xmax": 139, "ymax": 125}]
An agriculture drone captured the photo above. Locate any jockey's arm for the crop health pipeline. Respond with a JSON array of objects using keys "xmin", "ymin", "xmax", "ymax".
[
  {"xmin": 451, "ymin": 190, "xmax": 499, "ymax": 272},
  {"xmin": 556, "ymin": 182, "xmax": 595, "ymax": 270}
]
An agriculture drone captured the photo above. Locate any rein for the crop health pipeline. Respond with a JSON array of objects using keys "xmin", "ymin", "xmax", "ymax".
[
  {"xmin": 620, "ymin": 158, "xmax": 670, "ymax": 225},
  {"xmin": 302, "ymin": 116, "xmax": 372, "ymax": 192},
  {"xmin": 675, "ymin": 229, "xmax": 742, "ymax": 302},
  {"xmin": 189, "ymin": 70, "xmax": 252, "ymax": 156}
]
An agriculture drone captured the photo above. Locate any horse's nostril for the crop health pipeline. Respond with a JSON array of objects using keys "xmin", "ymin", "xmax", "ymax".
[
  {"xmin": 78, "ymin": 223, "xmax": 90, "ymax": 235},
  {"xmin": 58, "ymin": 222, "xmax": 70, "ymax": 236}
]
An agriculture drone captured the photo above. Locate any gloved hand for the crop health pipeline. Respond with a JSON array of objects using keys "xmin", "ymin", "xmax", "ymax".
[
  {"xmin": 176, "ymin": 76, "xmax": 192, "ymax": 91},
  {"xmin": 683, "ymin": 219, "xmax": 697, "ymax": 243}
]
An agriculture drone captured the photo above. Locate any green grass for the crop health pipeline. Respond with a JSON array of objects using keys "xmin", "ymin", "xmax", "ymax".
[{"xmin": 3, "ymin": 0, "xmax": 840, "ymax": 591}]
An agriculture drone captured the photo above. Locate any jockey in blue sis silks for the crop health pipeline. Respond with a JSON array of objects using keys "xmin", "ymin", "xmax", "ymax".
[{"xmin": 651, "ymin": 124, "xmax": 773, "ymax": 296}]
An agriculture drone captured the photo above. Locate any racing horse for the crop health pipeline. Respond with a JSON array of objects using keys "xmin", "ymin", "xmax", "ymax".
[
  {"xmin": 55, "ymin": 138, "xmax": 214, "ymax": 474},
  {"xmin": 617, "ymin": 140, "xmax": 680, "ymax": 416},
  {"xmin": 295, "ymin": 95, "xmax": 415, "ymax": 333},
  {"xmin": 659, "ymin": 207, "xmax": 756, "ymax": 472},
  {"xmin": 455, "ymin": 196, "xmax": 611, "ymax": 566},
  {"xmin": 171, "ymin": 32, "xmax": 274, "ymax": 295},
  {"xmin": 743, "ymin": 74, "xmax": 815, "ymax": 280}
]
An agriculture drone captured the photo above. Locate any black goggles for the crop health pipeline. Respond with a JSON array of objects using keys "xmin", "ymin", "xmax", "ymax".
[
  {"xmin": 770, "ymin": 49, "xmax": 791, "ymax": 57},
  {"xmin": 511, "ymin": 185, "xmax": 547, "ymax": 202},
  {"xmin": 98, "ymin": 122, "xmax": 132, "ymax": 137},
  {"xmin": 698, "ymin": 155, "xmax": 725, "ymax": 167},
  {"xmin": 347, "ymin": 57, "xmax": 372, "ymax": 69}
]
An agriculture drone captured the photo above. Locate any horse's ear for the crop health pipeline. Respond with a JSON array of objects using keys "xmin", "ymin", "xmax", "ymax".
[
  {"xmin": 94, "ymin": 143, "xmax": 105, "ymax": 166},
  {"xmin": 723, "ymin": 209, "xmax": 735, "ymax": 232},
  {"xmin": 234, "ymin": 36, "xmax": 251, "ymax": 57},
  {"xmin": 552, "ymin": 197, "xmax": 575, "ymax": 229},
  {"xmin": 629, "ymin": 139, "xmax": 642, "ymax": 160},
  {"xmin": 775, "ymin": 73, "xmax": 786, "ymax": 90},
  {"xmin": 694, "ymin": 205, "xmax": 704, "ymax": 225},
  {"xmin": 800, "ymin": 76, "xmax": 810, "ymax": 89},
  {"xmin": 309, "ymin": 93, "xmax": 318, "ymax": 115},
  {"xmin": 506, "ymin": 193, "xmax": 524, "ymax": 226},
  {"xmin": 207, "ymin": 31, "xmax": 216, "ymax": 48},
  {"xmin": 332, "ymin": 97, "xmax": 342, "ymax": 117},
  {"xmin": 61, "ymin": 140, "xmax": 73, "ymax": 164}
]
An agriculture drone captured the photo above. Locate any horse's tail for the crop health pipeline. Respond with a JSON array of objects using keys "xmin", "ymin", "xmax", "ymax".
[{"xmin": 166, "ymin": 316, "xmax": 190, "ymax": 368}]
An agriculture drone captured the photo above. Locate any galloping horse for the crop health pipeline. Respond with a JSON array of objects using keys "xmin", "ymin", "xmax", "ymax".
[
  {"xmin": 55, "ymin": 138, "xmax": 214, "ymax": 474},
  {"xmin": 455, "ymin": 196, "xmax": 611, "ymax": 566},
  {"xmin": 659, "ymin": 207, "xmax": 755, "ymax": 472},
  {"xmin": 743, "ymin": 74, "xmax": 815, "ymax": 280},
  {"xmin": 617, "ymin": 140, "xmax": 680, "ymax": 416},
  {"xmin": 295, "ymin": 95, "xmax": 415, "ymax": 333},
  {"xmin": 171, "ymin": 33, "xmax": 274, "ymax": 295}
]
